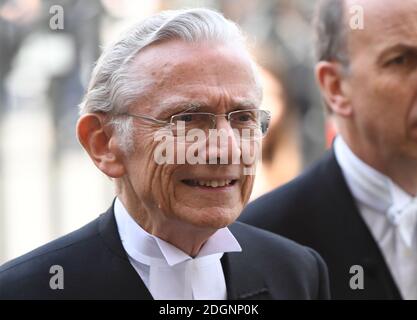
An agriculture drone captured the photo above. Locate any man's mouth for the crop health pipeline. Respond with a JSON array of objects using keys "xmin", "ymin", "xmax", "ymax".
[{"xmin": 182, "ymin": 179, "xmax": 238, "ymax": 188}]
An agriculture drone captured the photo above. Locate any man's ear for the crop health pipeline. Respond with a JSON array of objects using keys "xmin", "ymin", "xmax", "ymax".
[
  {"xmin": 315, "ymin": 61, "xmax": 352, "ymax": 117},
  {"xmin": 76, "ymin": 113, "xmax": 126, "ymax": 178}
]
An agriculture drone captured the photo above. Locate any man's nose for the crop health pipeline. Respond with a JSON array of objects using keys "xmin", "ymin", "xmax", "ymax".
[{"xmin": 206, "ymin": 116, "xmax": 241, "ymax": 164}]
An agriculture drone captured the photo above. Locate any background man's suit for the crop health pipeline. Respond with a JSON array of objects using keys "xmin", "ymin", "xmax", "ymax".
[
  {"xmin": 0, "ymin": 203, "xmax": 329, "ymax": 299},
  {"xmin": 240, "ymin": 150, "xmax": 402, "ymax": 299}
]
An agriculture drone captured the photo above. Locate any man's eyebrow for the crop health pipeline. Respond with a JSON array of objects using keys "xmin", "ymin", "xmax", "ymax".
[
  {"xmin": 157, "ymin": 101, "xmax": 203, "ymax": 118},
  {"xmin": 156, "ymin": 98, "xmax": 258, "ymax": 118},
  {"xmin": 232, "ymin": 99, "xmax": 257, "ymax": 109}
]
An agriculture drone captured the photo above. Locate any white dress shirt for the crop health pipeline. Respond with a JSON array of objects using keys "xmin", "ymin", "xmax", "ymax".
[
  {"xmin": 334, "ymin": 136, "xmax": 417, "ymax": 299},
  {"xmin": 113, "ymin": 197, "xmax": 242, "ymax": 300}
]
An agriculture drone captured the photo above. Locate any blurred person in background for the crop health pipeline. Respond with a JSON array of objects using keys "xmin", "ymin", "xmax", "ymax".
[
  {"xmin": 250, "ymin": 57, "xmax": 303, "ymax": 199},
  {"xmin": 0, "ymin": 8, "xmax": 329, "ymax": 300},
  {"xmin": 220, "ymin": 0, "xmax": 326, "ymax": 167},
  {"xmin": 241, "ymin": 0, "xmax": 417, "ymax": 299}
]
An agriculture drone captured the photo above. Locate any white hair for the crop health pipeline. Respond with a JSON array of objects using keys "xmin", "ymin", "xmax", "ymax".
[{"xmin": 79, "ymin": 8, "xmax": 260, "ymax": 152}]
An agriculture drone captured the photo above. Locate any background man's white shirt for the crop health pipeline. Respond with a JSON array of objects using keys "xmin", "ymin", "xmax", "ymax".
[
  {"xmin": 334, "ymin": 136, "xmax": 417, "ymax": 299},
  {"xmin": 114, "ymin": 197, "xmax": 242, "ymax": 300}
]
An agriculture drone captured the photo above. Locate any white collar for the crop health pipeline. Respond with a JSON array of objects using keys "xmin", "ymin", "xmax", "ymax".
[
  {"xmin": 114, "ymin": 197, "xmax": 242, "ymax": 267},
  {"xmin": 334, "ymin": 135, "xmax": 414, "ymax": 213}
]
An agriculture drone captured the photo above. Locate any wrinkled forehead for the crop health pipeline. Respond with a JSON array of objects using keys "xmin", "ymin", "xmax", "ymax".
[
  {"xmin": 128, "ymin": 40, "xmax": 262, "ymax": 115},
  {"xmin": 346, "ymin": 0, "xmax": 417, "ymax": 48}
]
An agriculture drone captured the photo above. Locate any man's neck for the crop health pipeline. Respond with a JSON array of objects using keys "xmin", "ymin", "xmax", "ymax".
[
  {"xmin": 117, "ymin": 193, "xmax": 215, "ymax": 257},
  {"xmin": 384, "ymin": 160, "xmax": 417, "ymax": 197},
  {"xmin": 146, "ymin": 221, "xmax": 216, "ymax": 258},
  {"xmin": 341, "ymin": 134, "xmax": 417, "ymax": 196}
]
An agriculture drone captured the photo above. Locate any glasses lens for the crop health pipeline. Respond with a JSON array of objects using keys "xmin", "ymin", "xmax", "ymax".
[
  {"xmin": 171, "ymin": 113, "xmax": 214, "ymax": 137},
  {"xmin": 170, "ymin": 110, "xmax": 270, "ymax": 141},
  {"xmin": 230, "ymin": 110, "xmax": 270, "ymax": 140}
]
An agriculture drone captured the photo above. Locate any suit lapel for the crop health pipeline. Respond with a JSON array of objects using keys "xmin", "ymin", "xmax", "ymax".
[
  {"xmin": 98, "ymin": 205, "xmax": 153, "ymax": 300},
  {"xmin": 321, "ymin": 150, "xmax": 402, "ymax": 299},
  {"xmin": 221, "ymin": 248, "xmax": 270, "ymax": 300}
]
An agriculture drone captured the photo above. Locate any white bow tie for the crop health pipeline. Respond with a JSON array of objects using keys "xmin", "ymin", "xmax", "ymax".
[{"xmin": 387, "ymin": 199, "xmax": 417, "ymax": 248}]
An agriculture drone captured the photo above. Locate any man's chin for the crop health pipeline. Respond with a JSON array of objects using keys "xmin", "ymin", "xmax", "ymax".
[{"xmin": 176, "ymin": 206, "xmax": 240, "ymax": 229}]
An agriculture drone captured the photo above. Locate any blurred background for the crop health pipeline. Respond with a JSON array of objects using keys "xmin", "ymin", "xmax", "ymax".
[{"xmin": 0, "ymin": 0, "xmax": 334, "ymax": 263}]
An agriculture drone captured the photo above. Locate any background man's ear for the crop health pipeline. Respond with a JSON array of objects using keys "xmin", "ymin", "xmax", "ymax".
[
  {"xmin": 76, "ymin": 113, "xmax": 126, "ymax": 178},
  {"xmin": 315, "ymin": 61, "xmax": 352, "ymax": 117}
]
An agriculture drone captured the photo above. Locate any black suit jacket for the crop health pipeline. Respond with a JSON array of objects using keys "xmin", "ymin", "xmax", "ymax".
[
  {"xmin": 0, "ymin": 203, "xmax": 330, "ymax": 300},
  {"xmin": 240, "ymin": 150, "xmax": 402, "ymax": 299}
]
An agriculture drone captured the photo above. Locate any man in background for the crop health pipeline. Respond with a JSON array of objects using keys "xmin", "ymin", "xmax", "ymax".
[{"xmin": 241, "ymin": 0, "xmax": 417, "ymax": 299}]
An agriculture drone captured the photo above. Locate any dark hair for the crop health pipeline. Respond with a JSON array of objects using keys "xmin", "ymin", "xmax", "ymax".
[{"xmin": 313, "ymin": 0, "xmax": 349, "ymax": 65}]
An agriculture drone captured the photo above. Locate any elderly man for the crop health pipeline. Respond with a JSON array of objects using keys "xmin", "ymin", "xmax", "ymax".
[
  {"xmin": 0, "ymin": 8, "xmax": 329, "ymax": 300},
  {"xmin": 241, "ymin": 0, "xmax": 417, "ymax": 299}
]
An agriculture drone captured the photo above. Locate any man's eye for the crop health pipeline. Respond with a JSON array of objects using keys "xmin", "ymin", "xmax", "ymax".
[
  {"xmin": 234, "ymin": 112, "xmax": 255, "ymax": 122},
  {"xmin": 385, "ymin": 52, "xmax": 416, "ymax": 67},
  {"xmin": 177, "ymin": 114, "xmax": 194, "ymax": 122},
  {"xmin": 389, "ymin": 55, "xmax": 407, "ymax": 65},
  {"xmin": 238, "ymin": 115, "xmax": 251, "ymax": 121}
]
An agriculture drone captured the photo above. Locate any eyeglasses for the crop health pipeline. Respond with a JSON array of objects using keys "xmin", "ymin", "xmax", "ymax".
[{"xmin": 117, "ymin": 109, "xmax": 271, "ymax": 141}]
